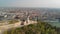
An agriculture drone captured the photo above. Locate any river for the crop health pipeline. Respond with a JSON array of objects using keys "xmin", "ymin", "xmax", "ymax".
[{"xmin": 44, "ymin": 20, "xmax": 60, "ymax": 28}]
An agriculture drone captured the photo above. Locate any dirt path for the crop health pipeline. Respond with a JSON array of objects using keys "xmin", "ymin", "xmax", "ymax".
[{"xmin": 0, "ymin": 20, "xmax": 37, "ymax": 34}]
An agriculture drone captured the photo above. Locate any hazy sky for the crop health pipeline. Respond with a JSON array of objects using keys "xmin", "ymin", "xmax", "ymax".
[{"xmin": 0, "ymin": 0, "xmax": 60, "ymax": 8}]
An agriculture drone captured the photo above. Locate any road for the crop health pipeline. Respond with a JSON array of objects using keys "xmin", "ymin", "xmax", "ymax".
[{"xmin": 0, "ymin": 20, "xmax": 37, "ymax": 34}]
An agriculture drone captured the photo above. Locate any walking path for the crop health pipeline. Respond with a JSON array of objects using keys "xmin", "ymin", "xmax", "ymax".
[{"xmin": 0, "ymin": 20, "xmax": 37, "ymax": 34}]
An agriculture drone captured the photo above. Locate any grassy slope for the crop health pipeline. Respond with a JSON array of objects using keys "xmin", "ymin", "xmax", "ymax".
[{"xmin": 3, "ymin": 21, "xmax": 58, "ymax": 34}]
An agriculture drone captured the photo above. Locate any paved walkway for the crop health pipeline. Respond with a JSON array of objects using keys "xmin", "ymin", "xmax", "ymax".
[{"xmin": 0, "ymin": 20, "xmax": 37, "ymax": 34}]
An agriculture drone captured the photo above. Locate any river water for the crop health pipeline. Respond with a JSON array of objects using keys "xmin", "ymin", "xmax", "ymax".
[
  {"xmin": 48, "ymin": 22, "xmax": 60, "ymax": 28},
  {"xmin": 44, "ymin": 20, "xmax": 60, "ymax": 28}
]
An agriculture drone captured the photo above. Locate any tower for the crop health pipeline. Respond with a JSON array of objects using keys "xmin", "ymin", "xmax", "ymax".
[
  {"xmin": 27, "ymin": 15, "xmax": 30, "ymax": 23},
  {"xmin": 26, "ymin": 12, "xmax": 30, "ymax": 23}
]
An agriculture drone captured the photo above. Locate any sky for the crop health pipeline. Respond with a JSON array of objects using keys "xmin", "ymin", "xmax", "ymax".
[{"xmin": 0, "ymin": 0, "xmax": 60, "ymax": 8}]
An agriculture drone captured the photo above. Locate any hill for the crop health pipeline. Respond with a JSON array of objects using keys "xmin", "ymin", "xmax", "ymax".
[{"xmin": 3, "ymin": 21, "xmax": 58, "ymax": 34}]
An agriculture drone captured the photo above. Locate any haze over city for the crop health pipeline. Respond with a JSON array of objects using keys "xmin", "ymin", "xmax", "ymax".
[{"xmin": 0, "ymin": 0, "xmax": 60, "ymax": 8}]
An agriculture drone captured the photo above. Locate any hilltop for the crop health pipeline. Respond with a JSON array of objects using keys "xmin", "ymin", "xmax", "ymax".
[{"xmin": 3, "ymin": 21, "xmax": 59, "ymax": 34}]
